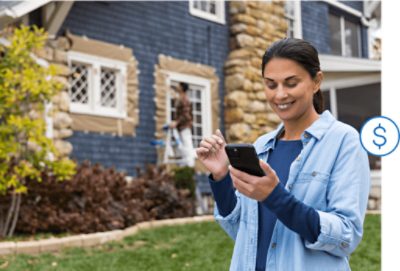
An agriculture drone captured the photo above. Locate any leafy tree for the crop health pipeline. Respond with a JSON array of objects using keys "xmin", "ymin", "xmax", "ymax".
[{"xmin": 0, "ymin": 26, "xmax": 76, "ymax": 237}]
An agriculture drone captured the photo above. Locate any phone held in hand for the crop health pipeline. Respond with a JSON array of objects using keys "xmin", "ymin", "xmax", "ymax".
[{"xmin": 225, "ymin": 144, "xmax": 265, "ymax": 177}]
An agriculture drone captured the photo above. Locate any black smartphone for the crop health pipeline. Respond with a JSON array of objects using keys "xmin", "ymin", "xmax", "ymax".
[{"xmin": 225, "ymin": 144, "xmax": 265, "ymax": 177}]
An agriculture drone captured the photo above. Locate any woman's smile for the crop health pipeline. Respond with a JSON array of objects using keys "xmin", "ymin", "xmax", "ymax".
[{"xmin": 276, "ymin": 101, "xmax": 296, "ymax": 110}]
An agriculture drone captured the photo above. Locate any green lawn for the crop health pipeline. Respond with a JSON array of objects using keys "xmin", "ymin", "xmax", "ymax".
[{"xmin": 0, "ymin": 214, "xmax": 380, "ymax": 271}]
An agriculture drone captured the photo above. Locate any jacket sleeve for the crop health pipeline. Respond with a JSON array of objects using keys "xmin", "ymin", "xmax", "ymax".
[
  {"xmin": 213, "ymin": 189, "xmax": 242, "ymax": 241},
  {"xmin": 305, "ymin": 129, "xmax": 370, "ymax": 257}
]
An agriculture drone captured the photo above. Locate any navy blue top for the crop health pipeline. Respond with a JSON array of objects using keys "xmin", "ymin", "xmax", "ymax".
[{"xmin": 209, "ymin": 140, "xmax": 321, "ymax": 271}]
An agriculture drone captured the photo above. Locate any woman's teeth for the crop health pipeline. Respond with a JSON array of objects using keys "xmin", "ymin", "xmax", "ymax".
[{"xmin": 277, "ymin": 102, "xmax": 294, "ymax": 109}]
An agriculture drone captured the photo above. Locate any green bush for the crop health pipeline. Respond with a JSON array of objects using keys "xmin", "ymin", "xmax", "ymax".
[{"xmin": 172, "ymin": 166, "xmax": 196, "ymax": 198}]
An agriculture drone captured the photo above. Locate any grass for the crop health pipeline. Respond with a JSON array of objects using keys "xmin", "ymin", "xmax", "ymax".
[{"xmin": 0, "ymin": 214, "xmax": 380, "ymax": 271}]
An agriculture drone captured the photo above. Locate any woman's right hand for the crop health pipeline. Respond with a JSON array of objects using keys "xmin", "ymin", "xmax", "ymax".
[{"xmin": 196, "ymin": 129, "xmax": 229, "ymax": 181}]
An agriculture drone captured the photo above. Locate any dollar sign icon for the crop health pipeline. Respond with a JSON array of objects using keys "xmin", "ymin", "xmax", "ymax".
[{"xmin": 373, "ymin": 123, "xmax": 387, "ymax": 150}]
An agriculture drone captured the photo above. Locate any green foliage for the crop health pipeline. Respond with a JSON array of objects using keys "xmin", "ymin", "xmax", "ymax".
[
  {"xmin": 172, "ymin": 166, "xmax": 196, "ymax": 198},
  {"xmin": 0, "ymin": 215, "xmax": 380, "ymax": 271},
  {"xmin": 0, "ymin": 25, "xmax": 75, "ymax": 195}
]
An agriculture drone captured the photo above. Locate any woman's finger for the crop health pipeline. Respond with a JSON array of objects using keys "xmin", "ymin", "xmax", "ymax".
[
  {"xmin": 199, "ymin": 140, "xmax": 213, "ymax": 150},
  {"xmin": 211, "ymin": 134, "xmax": 224, "ymax": 146},
  {"xmin": 216, "ymin": 129, "xmax": 226, "ymax": 143},
  {"xmin": 229, "ymin": 165, "xmax": 256, "ymax": 185},
  {"xmin": 259, "ymin": 160, "xmax": 276, "ymax": 176},
  {"xmin": 231, "ymin": 174, "xmax": 252, "ymax": 195}
]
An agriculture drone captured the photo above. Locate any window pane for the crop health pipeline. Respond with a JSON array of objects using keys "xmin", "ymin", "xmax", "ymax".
[
  {"xmin": 100, "ymin": 68, "xmax": 117, "ymax": 108},
  {"xmin": 200, "ymin": 1, "xmax": 207, "ymax": 12},
  {"xmin": 195, "ymin": 114, "xmax": 202, "ymax": 123},
  {"xmin": 209, "ymin": 1, "xmax": 216, "ymax": 14},
  {"xmin": 344, "ymin": 20, "xmax": 360, "ymax": 57},
  {"xmin": 195, "ymin": 102, "xmax": 202, "ymax": 111},
  {"xmin": 336, "ymin": 83, "xmax": 381, "ymax": 170},
  {"xmin": 70, "ymin": 63, "xmax": 89, "ymax": 104},
  {"xmin": 329, "ymin": 14, "xmax": 342, "ymax": 55}
]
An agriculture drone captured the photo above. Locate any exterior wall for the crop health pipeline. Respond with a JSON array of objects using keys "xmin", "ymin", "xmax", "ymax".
[
  {"xmin": 58, "ymin": 1, "xmax": 230, "ymax": 175},
  {"xmin": 301, "ymin": 1, "xmax": 368, "ymax": 58}
]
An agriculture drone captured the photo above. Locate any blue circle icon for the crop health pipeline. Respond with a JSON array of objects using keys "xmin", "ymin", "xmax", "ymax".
[{"xmin": 360, "ymin": 116, "xmax": 400, "ymax": 157}]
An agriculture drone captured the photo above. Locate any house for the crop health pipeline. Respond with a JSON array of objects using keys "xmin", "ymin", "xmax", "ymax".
[{"xmin": 0, "ymin": 0, "xmax": 381, "ymax": 211}]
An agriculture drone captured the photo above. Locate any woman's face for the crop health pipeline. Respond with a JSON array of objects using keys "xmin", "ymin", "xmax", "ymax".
[{"xmin": 262, "ymin": 57, "xmax": 322, "ymax": 123}]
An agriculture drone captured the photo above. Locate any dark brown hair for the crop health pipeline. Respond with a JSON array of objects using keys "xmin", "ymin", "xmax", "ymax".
[{"xmin": 261, "ymin": 38, "xmax": 324, "ymax": 114}]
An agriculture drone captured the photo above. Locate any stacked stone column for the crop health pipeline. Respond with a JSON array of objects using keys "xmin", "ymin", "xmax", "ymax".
[
  {"xmin": 225, "ymin": 0, "xmax": 287, "ymax": 143},
  {"xmin": 35, "ymin": 37, "xmax": 74, "ymax": 157}
]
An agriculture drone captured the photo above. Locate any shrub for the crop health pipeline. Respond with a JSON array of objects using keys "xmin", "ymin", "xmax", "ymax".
[
  {"xmin": 172, "ymin": 166, "xmax": 196, "ymax": 198},
  {"xmin": 5, "ymin": 162, "xmax": 195, "ymax": 234}
]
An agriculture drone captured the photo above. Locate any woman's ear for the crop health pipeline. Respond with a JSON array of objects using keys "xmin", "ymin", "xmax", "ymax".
[{"xmin": 313, "ymin": 71, "xmax": 324, "ymax": 93}]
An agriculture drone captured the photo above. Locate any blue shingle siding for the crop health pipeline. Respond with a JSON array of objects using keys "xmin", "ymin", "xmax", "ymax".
[
  {"xmin": 301, "ymin": 1, "xmax": 368, "ymax": 58},
  {"xmin": 301, "ymin": 1, "xmax": 331, "ymax": 54},
  {"xmin": 60, "ymin": 1, "xmax": 229, "ymax": 176},
  {"xmin": 339, "ymin": 1, "xmax": 364, "ymax": 12}
]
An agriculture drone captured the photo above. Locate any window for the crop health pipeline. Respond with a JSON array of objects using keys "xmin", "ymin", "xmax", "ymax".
[
  {"xmin": 167, "ymin": 73, "xmax": 212, "ymax": 147},
  {"xmin": 189, "ymin": 0, "xmax": 225, "ymax": 24},
  {"xmin": 322, "ymin": 82, "xmax": 381, "ymax": 170},
  {"xmin": 284, "ymin": 1, "xmax": 302, "ymax": 38},
  {"xmin": 329, "ymin": 13, "xmax": 361, "ymax": 57},
  {"xmin": 68, "ymin": 52, "xmax": 127, "ymax": 118}
]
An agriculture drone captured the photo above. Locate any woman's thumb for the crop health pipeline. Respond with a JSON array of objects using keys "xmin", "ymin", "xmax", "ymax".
[{"xmin": 259, "ymin": 159, "xmax": 273, "ymax": 175}]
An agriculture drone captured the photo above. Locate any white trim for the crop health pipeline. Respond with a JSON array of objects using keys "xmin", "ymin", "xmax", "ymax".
[
  {"xmin": 294, "ymin": 0, "xmax": 302, "ymax": 39},
  {"xmin": 189, "ymin": 0, "xmax": 225, "ymax": 25},
  {"xmin": 321, "ymin": 73, "xmax": 381, "ymax": 90},
  {"xmin": 328, "ymin": 87, "xmax": 338, "ymax": 118},
  {"xmin": 320, "ymin": 54, "xmax": 381, "ymax": 72},
  {"xmin": 0, "ymin": 0, "xmax": 52, "ymax": 19},
  {"xmin": 68, "ymin": 51, "xmax": 128, "ymax": 69},
  {"xmin": 322, "ymin": 0, "xmax": 363, "ymax": 18},
  {"xmin": 165, "ymin": 71, "xmax": 212, "ymax": 139},
  {"xmin": 67, "ymin": 51, "xmax": 127, "ymax": 119}
]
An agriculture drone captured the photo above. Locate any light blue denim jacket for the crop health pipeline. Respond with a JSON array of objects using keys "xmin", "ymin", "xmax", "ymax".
[{"xmin": 214, "ymin": 111, "xmax": 370, "ymax": 271}]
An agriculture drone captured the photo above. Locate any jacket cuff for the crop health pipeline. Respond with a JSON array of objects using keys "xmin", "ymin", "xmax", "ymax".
[{"xmin": 305, "ymin": 211, "xmax": 351, "ymax": 251}]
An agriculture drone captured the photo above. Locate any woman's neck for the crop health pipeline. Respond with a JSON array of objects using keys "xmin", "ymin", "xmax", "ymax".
[{"xmin": 281, "ymin": 109, "xmax": 320, "ymax": 140}]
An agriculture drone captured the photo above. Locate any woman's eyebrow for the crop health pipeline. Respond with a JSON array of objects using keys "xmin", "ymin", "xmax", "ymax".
[{"xmin": 263, "ymin": 75, "xmax": 298, "ymax": 81}]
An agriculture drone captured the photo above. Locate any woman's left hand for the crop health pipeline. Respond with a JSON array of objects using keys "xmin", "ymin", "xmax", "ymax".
[{"xmin": 229, "ymin": 160, "xmax": 280, "ymax": 201}]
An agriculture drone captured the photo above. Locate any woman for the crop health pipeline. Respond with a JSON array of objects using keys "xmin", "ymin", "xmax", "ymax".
[{"xmin": 196, "ymin": 38, "xmax": 370, "ymax": 271}]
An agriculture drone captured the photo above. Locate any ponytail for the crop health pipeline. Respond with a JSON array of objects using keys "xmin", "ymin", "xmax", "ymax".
[{"xmin": 312, "ymin": 89, "xmax": 324, "ymax": 114}]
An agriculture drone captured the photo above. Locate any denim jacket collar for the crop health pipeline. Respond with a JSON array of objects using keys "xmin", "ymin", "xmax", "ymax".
[{"xmin": 256, "ymin": 110, "xmax": 336, "ymax": 155}]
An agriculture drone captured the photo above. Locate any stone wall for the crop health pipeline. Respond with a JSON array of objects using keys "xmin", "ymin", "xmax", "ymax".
[
  {"xmin": 35, "ymin": 37, "xmax": 74, "ymax": 158},
  {"xmin": 224, "ymin": 0, "xmax": 287, "ymax": 143}
]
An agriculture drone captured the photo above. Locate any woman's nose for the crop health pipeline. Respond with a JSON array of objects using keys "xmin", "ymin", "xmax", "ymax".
[{"xmin": 275, "ymin": 85, "xmax": 288, "ymax": 99}]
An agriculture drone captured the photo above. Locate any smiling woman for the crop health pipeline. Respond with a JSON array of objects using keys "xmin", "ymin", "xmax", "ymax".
[{"xmin": 196, "ymin": 38, "xmax": 371, "ymax": 271}]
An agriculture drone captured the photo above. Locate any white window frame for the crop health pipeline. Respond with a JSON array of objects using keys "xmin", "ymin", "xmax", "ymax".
[
  {"xmin": 165, "ymin": 72, "xmax": 212, "ymax": 142},
  {"xmin": 189, "ymin": 0, "xmax": 225, "ymax": 25},
  {"xmin": 285, "ymin": 0, "xmax": 302, "ymax": 39},
  {"xmin": 67, "ymin": 51, "xmax": 127, "ymax": 119}
]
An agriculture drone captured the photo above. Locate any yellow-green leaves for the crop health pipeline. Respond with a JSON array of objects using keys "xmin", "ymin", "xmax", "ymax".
[{"xmin": 0, "ymin": 25, "xmax": 76, "ymax": 195}]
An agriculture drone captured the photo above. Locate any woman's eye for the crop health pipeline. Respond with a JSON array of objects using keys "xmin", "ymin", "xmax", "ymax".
[
  {"xmin": 266, "ymin": 82, "xmax": 277, "ymax": 89},
  {"xmin": 286, "ymin": 82, "xmax": 297, "ymax": 88}
]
